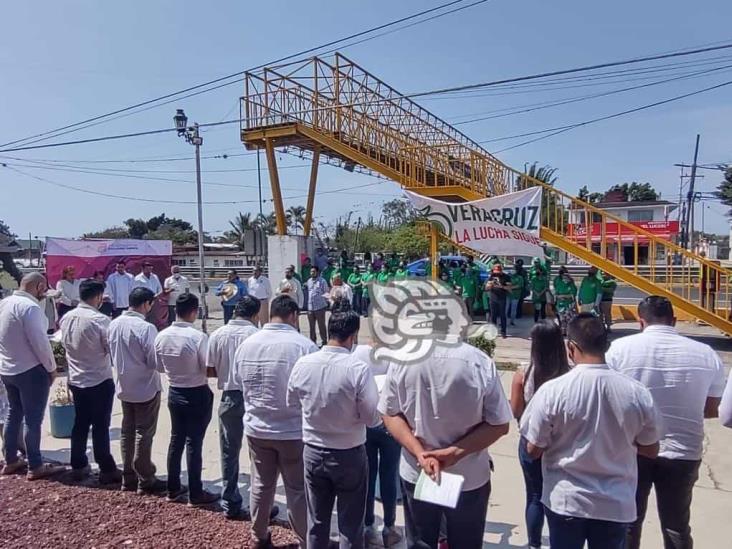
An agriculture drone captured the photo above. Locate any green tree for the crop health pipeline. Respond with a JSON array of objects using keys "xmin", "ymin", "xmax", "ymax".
[
  {"xmin": 82, "ymin": 226, "xmax": 130, "ymax": 239},
  {"xmin": 577, "ymin": 185, "xmax": 605, "ymax": 204},
  {"xmin": 517, "ymin": 162, "xmax": 564, "ymax": 229},
  {"xmin": 224, "ymin": 212, "xmax": 257, "ymax": 249},
  {"xmin": 0, "ymin": 219, "xmax": 22, "ymax": 283},
  {"xmin": 608, "ymin": 182, "xmax": 658, "ymax": 202},
  {"xmin": 286, "ymin": 205, "xmax": 307, "ymax": 234},
  {"xmin": 382, "ymin": 199, "xmax": 416, "ymax": 229},
  {"xmin": 714, "ymin": 166, "xmax": 732, "ymax": 215},
  {"xmin": 0, "ymin": 219, "xmax": 15, "ymax": 237}
]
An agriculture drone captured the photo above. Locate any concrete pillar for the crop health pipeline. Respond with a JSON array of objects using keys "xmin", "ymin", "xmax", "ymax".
[{"xmin": 267, "ymin": 235, "xmax": 315, "ymax": 284}]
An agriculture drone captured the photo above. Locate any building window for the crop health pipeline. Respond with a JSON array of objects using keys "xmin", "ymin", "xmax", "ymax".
[
  {"xmin": 224, "ymin": 259, "xmax": 244, "ymax": 267},
  {"xmin": 627, "ymin": 209, "xmax": 654, "ymax": 222}
]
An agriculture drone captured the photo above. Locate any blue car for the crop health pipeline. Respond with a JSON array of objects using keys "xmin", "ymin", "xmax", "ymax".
[{"xmin": 406, "ymin": 255, "xmax": 492, "ymax": 282}]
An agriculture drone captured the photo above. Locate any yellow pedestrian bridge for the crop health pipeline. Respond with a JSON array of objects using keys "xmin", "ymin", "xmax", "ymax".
[{"xmin": 239, "ymin": 53, "xmax": 732, "ymax": 334}]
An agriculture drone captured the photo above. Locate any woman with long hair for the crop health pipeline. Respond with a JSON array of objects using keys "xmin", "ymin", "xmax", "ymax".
[{"xmin": 510, "ymin": 320, "xmax": 571, "ymax": 549}]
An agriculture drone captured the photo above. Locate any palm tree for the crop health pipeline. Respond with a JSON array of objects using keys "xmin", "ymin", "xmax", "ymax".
[
  {"xmin": 518, "ymin": 162, "xmax": 563, "ymax": 230},
  {"xmin": 286, "ymin": 205, "xmax": 307, "ymax": 235},
  {"xmin": 225, "ymin": 212, "xmax": 256, "ymax": 249}
]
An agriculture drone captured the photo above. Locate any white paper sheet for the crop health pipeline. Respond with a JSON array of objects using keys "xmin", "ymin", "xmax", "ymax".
[{"xmin": 413, "ymin": 469, "xmax": 464, "ymax": 509}]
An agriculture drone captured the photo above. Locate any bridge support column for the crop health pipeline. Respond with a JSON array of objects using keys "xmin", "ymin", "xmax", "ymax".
[
  {"xmin": 430, "ymin": 224, "xmax": 439, "ymax": 281},
  {"xmin": 303, "ymin": 146, "xmax": 320, "ymax": 237},
  {"xmin": 264, "ymin": 138, "xmax": 287, "ymax": 236}
]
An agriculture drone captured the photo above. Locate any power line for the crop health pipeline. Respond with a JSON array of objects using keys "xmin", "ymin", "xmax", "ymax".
[
  {"xmin": 488, "ymin": 78, "xmax": 732, "ymax": 153},
  {"xmin": 0, "ymin": 0, "xmax": 481, "ymax": 149}
]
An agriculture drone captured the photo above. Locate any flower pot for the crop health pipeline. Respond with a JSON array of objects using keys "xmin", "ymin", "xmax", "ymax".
[{"xmin": 49, "ymin": 403, "xmax": 75, "ymax": 438}]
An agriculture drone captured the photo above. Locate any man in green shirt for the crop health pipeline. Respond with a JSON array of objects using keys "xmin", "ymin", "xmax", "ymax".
[
  {"xmin": 507, "ymin": 268, "xmax": 525, "ymax": 325},
  {"xmin": 530, "ymin": 267, "xmax": 549, "ymax": 322},
  {"xmin": 599, "ymin": 271, "xmax": 617, "ymax": 331},
  {"xmin": 360, "ymin": 264, "xmax": 375, "ymax": 316},
  {"xmin": 394, "ymin": 261, "xmax": 409, "ymax": 281},
  {"xmin": 376, "ymin": 264, "xmax": 391, "ymax": 285},
  {"xmin": 387, "ymin": 253, "xmax": 400, "ymax": 274},
  {"xmin": 578, "ymin": 266, "xmax": 602, "ymax": 313},
  {"xmin": 322, "ymin": 260, "xmax": 336, "ymax": 287},
  {"xmin": 459, "ymin": 265, "xmax": 478, "ymax": 317},
  {"xmin": 300, "ymin": 257, "xmax": 312, "ymax": 283},
  {"xmin": 347, "ymin": 267, "xmax": 363, "ymax": 315},
  {"xmin": 335, "ymin": 257, "xmax": 352, "ymax": 284}
]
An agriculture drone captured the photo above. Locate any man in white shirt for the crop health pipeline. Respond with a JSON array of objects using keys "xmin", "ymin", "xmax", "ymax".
[
  {"xmin": 606, "ymin": 296, "xmax": 726, "ymax": 549},
  {"xmin": 328, "ymin": 273, "xmax": 353, "ymax": 306},
  {"xmin": 276, "ymin": 266, "xmax": 303, "ymax": 309},
  {"xmin": 379, "ymin": 331, "xmax": 512, "ymax": 548},
  {"xmin": 55, "ymin": 265, "xmax": 80, "ymax": 320},
  {"xmin": 108, "ymin": 287, "xmax": 166, "ymax": 494},
  {"xmin": 60, "ymin": 279, "xmax": 121, "ymax": 484},
  {"xmin": 521, "ymin": 313, "xmax": 661, "ymax": 549},
  {"xmin": 163, "ymin": 265, "xmax": 191, "ymax": 327},
  {"xmin": 0, "ymin": 273, "xmax": 66, "ymax": 480},
  {"xmin": 106, "ymin": 261, "xmax": 136, "ymax": 318},
  {"xmin": 154, "ymin": 293, "xmax": 218, "ymax": 506},
  {"xmin": 288, "ymin": 307, "xmax": 381, "ymax": 548},
  {"xmin": 237, "ymin": 295, "xmax": 317, "ymax": 548},
  {"xmin": 134, "ymin": 262, "xmax": 163, "ymax": 295},
  {"xmin": 247, "ymin": 266, "xmax": 272, "ymax": 326},
  {"xmin": 207, "ymin": 295, "xmax": 260, "ymax": 520}
]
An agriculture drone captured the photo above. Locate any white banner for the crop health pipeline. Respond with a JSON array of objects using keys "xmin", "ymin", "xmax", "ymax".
[
  {"xmin": 405, "ymin": 187, "xmax": 543, "ymax": 257},
  {"xmin": 45, "ymin": 237, "xmax": 172, "ymax": 258}
]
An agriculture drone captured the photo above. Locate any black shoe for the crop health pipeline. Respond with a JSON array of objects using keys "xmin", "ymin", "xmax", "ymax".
[
  {"xmin": 99, "ymin": 468, "xmax": 123, "ymax": 485},
  {"xmin": 188, "ymin": 489, "xmax": 220, "ymax": 507},
  {"xmin": 269, "ymin": 504, "xmax": 280, "ymax": 521},
  {"xmin": 121, "ymin": 482, "xmax": 138, "ymax": 493},
  {"xmin": 71, "ymin": 464, "xmax": 92, "ymax": 482},
  {"xmin": 225, "ymin": 508, "xmax": 251, "ymax": 521},
  {"xmin": 137, "ymin": 478, "xmax": 167, "ymax": 495},
  {"xmin": 166, "ymin": 485, "xmax": 188, "ymax": 502}
]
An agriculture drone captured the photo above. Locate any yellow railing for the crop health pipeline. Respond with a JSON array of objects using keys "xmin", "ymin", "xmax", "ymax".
[{"xmin": 240, "ymin": 53, "xmax": 732, "ymax": 331}]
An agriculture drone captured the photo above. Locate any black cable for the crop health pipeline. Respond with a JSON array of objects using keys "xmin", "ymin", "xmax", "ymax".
[{"xmin": 0, "ymin": 0, "xmax": 476, "ymax": 149}]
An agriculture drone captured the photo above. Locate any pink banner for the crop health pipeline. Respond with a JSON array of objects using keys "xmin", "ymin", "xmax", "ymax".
[{"xmin": 45, "ymin": 238, "xmax": 172, "ymax": 286}]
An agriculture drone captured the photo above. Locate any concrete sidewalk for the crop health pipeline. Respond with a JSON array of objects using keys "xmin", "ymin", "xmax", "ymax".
[{"xmin": 36, "ymin": 314, "xmax": 732, "ymax": 548}]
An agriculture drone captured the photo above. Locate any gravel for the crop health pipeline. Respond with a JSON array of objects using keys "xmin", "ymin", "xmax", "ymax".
[{"xmin": 0, "ymin": 471, "xmax": 300, "ymax": 548}]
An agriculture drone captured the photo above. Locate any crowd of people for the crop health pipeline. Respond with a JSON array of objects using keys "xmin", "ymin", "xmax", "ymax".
[{"xmin": 2, "ymin": 261, "xmax": 732, "ymax": 548}]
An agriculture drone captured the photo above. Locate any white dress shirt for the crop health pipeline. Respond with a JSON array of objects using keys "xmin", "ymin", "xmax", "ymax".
[
  {"xmin": 60, "ymin": 302, "xmax": 113, "ymax": 388},
  {"xmin": 236, "ymin": 323, "xmax": 318, "ymax": 440},
  {"xmin": 163, "ymin": 274, "xmax": 191, "ymax": 306},
  {"xmin": 378, "ymin": 342, "xmax": 512, "ymax": 490},
  {"xmin": 135, "ymin": 272, "xmax": 163, "ymax": 295},
  {"xmin": 520, "ymin": 363, "xmax": 661, "ymax": 523},
  {"xmin": 606, "ymin": 324, "xmax": 726, "ymax": 460},
  {"xmin": 207, "ymin": 319, "xmax": 258, "ymax": 391},
  {"xmin": 55, "ymin": 279, "xmax": 80, "ymax": 307},
  {"xmin": 154, "ymin": 321, "xmax": 208, "ymax": 388},
  {"xmin": 288, "ymin": 345, "xmax": 381, "ymax": 449},
  {"xmin": 248, "ymin": 275, "xmax": 272, "ymax": 300},
  {"xmin": 108, "ymin": 311, "xmax": 161, "ymax": 403},
  {"xmin": 719, "ymin": 373, "xmax": 732, "ymax": 428},
  {"xmin": 0, "ymin": 291, "xmax": 56, "ymax": 375},
  {"xmin": 352, "ymin": 344, "xmax": 388, "ymax": 376},
  {"xmin": 276, "ymin": 277, "xmax": 304, "ymax": 308},
  {"xmin": 106, "ymin": 272, "xmax": 136, "ymax": 309}
]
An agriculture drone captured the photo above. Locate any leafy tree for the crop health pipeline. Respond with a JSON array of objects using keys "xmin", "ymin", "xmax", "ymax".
[
  {"xmin": 382, "ymin": 199, "xmax": 416, "ymax": 229},
  {"xmin": 0, "ymin": 219, "xmax": 15, "ymax": 237},
  {"xmin": 517, "ymin": 162, "xmax": 563, "ymax": 229},
  {"xmin": 0, "ymin": 219, "xmax": 22, "ymax": 283},
  {"xmin": 286, "ymin": 205, "xmax": 307, "ymax": 235},
  {"xmin": 577, "ymin": 185, "xmax": 604, "ymax": 204},
  {"xmin": 608, "ymin": 182, "xmax": 658, "ymax": 202},
  {"xmin": 145, "ymin": 213, "xmax": 192, "ymax": 232},
  {"xmin": 714, "ymin": 166, "xmax": 732, "ymax": 215},
  {"xmin": 82, "ymin": 226, "xmax": 131, "ymax": 239},
  {"xmin": 124, "ymin": 218, "xmax": 149, "ymax": 239}
]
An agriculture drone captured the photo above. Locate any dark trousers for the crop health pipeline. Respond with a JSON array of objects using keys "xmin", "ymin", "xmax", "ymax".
[
  {"xmin": 218, "ymin": 390, "xmax": 244, "ymax": 515},
  {"xmin": 533, "ymin": 302, "xmax": 547, "ymax": 322},
  {"xmin": 69, "ymin": 378, "xmax": 117, "ymax": 473},
  {"xmin": 307, "ymin": 308, "xmax": 327, "ymax": 346},
  {"xmin": 223, "ymin": 304, "xmax": 235, "ymax": 324},
  {"xmin": 362, "ymin": 296, "xmax": 371, "ymax": 317},
  {"xmin": 628, "ymin": 455, "xmax": 700, "ymax": 549},
  {"xmin": 352, "ymin": 293, "xmax": 363, "ymax": 316},
  {"xmin": 120, "ymin": 393, "xmax": 161, "ymax": 488},
  {"xmin": 545, "ymin": 507, "xmax": 628, "ymax": 549},
  {"xmin": 112, "ymin": 307, "xmax": 126, "ymax": 319},
  {"xmin": 167, "ymin": 305, "xmax": 176, "ymax": 326},
  {"xmin": 464, "ymin": 297, "xmax": 474, "ymax": 318},
  {"xmin": 99, "ymin": 302, "xmax": 114, "ymax": 318},
  {"xmin": 401, "ymin": 478, "xmax": 491, "ymax": 549},
  {"xmin": 490, "ymin": 298, "xmax": 507, "ymax": 335},
  {"xmin": 365, "ymin": 424, "xmax": 401, "ymax": 528},
  {"xmin": 1, "ymin": 365, "xmax": 50, "ymax": 469},
  {"xmin": 519, "ymin": 437, "xmax": 544, "ymax": 548},
  {"xmin": 515, "ymin": 294, "xmax": 525, "ymax": 318},
  {"xmin": 167, "ymin": 385, "xmax": 213, "ymax": 498},
  {"xmin": 304, "ymin": 443, "xmax": 368, "ymax": 549},
  {"xmin": 57, "ymin": 302, "xmax": 75, "ymax": 321}
]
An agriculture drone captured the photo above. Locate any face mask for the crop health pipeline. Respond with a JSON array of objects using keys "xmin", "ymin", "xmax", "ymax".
[{"xmin": 286, "ymin": 274, "xmax": 292, "ymax": 279}]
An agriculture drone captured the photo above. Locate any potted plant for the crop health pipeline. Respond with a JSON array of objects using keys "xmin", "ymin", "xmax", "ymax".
[
  {"xmin": 467, "ymin": 325, "xmax": 497, "ymax": 358},
  {"xmin": 49, "ymin": 380, "xmax": 75, "ymax": 438},
  {"xmin": 51, "ymin": 340, "xmax": 66, "ymax": 372}
]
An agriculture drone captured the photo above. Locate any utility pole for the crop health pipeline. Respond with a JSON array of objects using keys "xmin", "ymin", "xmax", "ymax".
[
  {"xmin": 684, "ymin": 134, "xmax": 701, "ymax": 250},
  {"xmin": 257, "ymin": 149, "xmax": 263, "ymax": 217}
]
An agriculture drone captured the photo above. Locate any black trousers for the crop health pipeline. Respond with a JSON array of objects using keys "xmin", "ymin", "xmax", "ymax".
[
  {"xmin": 69, "ymin": 378, "xmax": 117, "ymax": 473},
  {"xmin": 401, "ymin": 478, "xmax": 491, "ymax": 549},
  {"xmin": 628, "ymin": 455, "xmax": 701, "ymax": 549},
  {"xmin": 490, "ymin": 298, "xmax": 507, "ymax": 335},
  {"xmin": 167, "ymin": 385, "xmax": 213, "ymax": 498}
]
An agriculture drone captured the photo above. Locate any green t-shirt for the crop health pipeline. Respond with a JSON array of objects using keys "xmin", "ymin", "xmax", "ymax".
[
  {"xmin": 322, "ymin": 266, "xmax": 335, "ymax": 285},
  {"xmin": 601, "ymin": 277, "xmax": 617, "ymax": 300},
  {"xmin": 335, "ymin": 267, "xmax": 352, "ymax": 283},
  {"xmin": 394, "ymin": 269, "xmax": 409, "ymax": 280},
  {"xmin": 347, "ymin": 273, "xmax": 363, "ymax": 294},
  {"xmin": 361, "ymin": 271, "xmax": 375, "ymax": 298},
  {"xmin": 461, "ymin": 273, "xmax": 478, "ymax": 299},
  {"xmin": 300, "ymin": 264, "xmax": 312, "ymax": 281},
  {"xmin": 553, "ymin": 276, "xmax": 577, "ymax": 303},
  {"xmin": 530, "ymin": 273, "xmax": 548, "ymax": 302},
  {"xmin": 387, "ymin": 258, "xmax": 399, "ymax": 272},
  {"xmin": 510, "ymin": 273, "xmax": 524, "ymax": 299},
  {"xmin": 377, "ymin": 272, "xmax": 391, "ymax": 284},
  {"xmin": 578, "ymin": 276, "xmax": 601, "ymax": 305}
]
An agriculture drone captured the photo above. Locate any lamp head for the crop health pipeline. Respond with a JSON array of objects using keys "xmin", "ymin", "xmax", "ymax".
[{"xmin": 174, "ymin": 109, "xmax": 188, "ymax": 135}]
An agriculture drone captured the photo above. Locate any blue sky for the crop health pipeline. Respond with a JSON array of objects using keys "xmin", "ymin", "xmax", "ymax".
[{"xmin": 1, "ymin": 0, "xmax": 731, "ymax": 240}]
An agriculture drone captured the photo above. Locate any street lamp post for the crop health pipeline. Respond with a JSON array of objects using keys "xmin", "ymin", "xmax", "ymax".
[{"xmin": 174, "ymin": 109, "xmax": 208, "ymax": 332}]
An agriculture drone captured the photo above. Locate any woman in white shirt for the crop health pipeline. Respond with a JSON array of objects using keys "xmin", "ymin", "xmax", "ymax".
[
  {"xmin": 56, "ymin": 265, "xmax": 80, "ymax": 321},
  {"xmin": 510, "ymin": 320, "xmax": 570, "ymax": 549}
]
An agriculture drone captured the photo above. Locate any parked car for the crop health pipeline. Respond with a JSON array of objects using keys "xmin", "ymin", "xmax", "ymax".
[{"xmin": 406, "ymin": 255, "xmax": 492, "ymax": 282}]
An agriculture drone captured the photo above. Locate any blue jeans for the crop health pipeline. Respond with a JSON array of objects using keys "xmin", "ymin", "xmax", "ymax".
[
  {"xmin": 506, "ymin": 298, "xmax": 520, "ymax": 322},
  {"xmin": 219, "ymin": 390, "xmax": 244, "ymax": 515},
  {"xmin": 1, "ymin": 365, "xmax": 51, "ymax": 469},
  {"xmin": 167, "ymin": 385, "xmax": 213, "ymax": 498},
  {"xmin": 365, "ymin": 424, "xmax": 401, "ymax": 528},
  {"xmin": 222, "ymin": 304, "xmax": 235, "ymax": 324},
  {"xmin": 519, "ymin": 437, "xmax": 544, "ymax": 548},
  {"xmin": 545, "ymin": 507, "xmax": 628, "ymax": 549}
]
